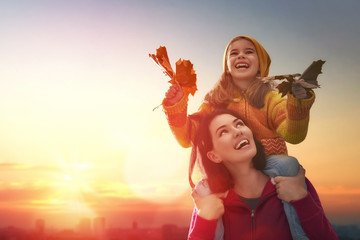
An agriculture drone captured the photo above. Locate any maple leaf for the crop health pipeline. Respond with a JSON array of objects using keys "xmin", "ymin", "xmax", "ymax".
[
  {"xmin": 171, "ymin": 59, "xmax": 197, "ymax": 96},
  {"xmin": 277, "ymin": 81, "xmax": 292, "ymax": 97},
  {"xmin": 149, "ymin": 46, "xmax": 175, "ymax": 79},
  {"xmin": 259, "ymin": 74, "xmax": 301, "ymax": 83},
  {"xmin": 264, "ymin": 60, "xmax": 325, "ymax": 98},
  {"xmin": 149, "ymin": 46, "xmax": 197, "ymax": 97},
  {"xmin": 299, "ymin": 60, "xmax": 325, "ymax": 87}
]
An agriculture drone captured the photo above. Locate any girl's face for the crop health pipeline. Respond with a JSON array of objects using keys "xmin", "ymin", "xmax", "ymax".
[
  {"xmin": 207, "ymin": 114, "xmax": 257, "ymax": 165},
  {"xmin": 226, "ymin": 38, "xmax": 260, "ymax": 90}
]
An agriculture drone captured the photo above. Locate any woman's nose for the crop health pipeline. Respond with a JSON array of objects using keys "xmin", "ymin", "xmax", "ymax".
[{"xmin": 233, "ymin": 128, "xmax": 243, "ymax": 137}]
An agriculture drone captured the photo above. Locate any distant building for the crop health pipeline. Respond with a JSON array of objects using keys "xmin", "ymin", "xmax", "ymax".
[
  {"xmin": 77, "ymin": 218, "xmax": 91, "ymax": 236},
  {"xmin": 36, "ymin": 218, "xmax": 46, "ymax": 234},
  {"xmin": 34, "ymin": 219, "xmax": 46, "ymax": 240},
  {"xmin": 333, "ymin": 224, "xmax": 360, "ymax": 240},
  {"xmin": 161, "ymin": 224, "xmax": 188, "ymax": 240},
  {"xmin": 93, "ymin": 217, "xmax": 106, "ymax": 238},
  {"xmin": 47, "ymin": 229, "xmax": 98, "ymax": 240},
  {"xmin": 0, "ymin": 226, "xmax": 28, "ymax": 240},
  {"xmin": 132, "ymin": 221, "xmax": 137, "ymax": 230}
]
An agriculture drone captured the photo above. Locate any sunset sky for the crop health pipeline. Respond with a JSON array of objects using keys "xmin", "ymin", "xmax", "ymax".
[{"xmin": 0, "ymin": 0, "xmax": 360, "ymax": 230}]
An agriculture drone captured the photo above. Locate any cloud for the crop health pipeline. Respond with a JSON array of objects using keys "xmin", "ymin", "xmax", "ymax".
[
  {"xmin": 0, "ymin": 163, "xmax": 32, "ymax": 170},
  {"xmin": 0, "ymin": 177, "xmax": 194, "ymax": 229},
  {"xmin": 0, "ymin": 177, "xmax": 192, "ymax": 214},
  {"xmin": 0, "ymin": 162, "xmax": 60, "ymax": 172},
  {"xmin": 317, "ymin": 186, "xmax": 360, "ymax": 195}
]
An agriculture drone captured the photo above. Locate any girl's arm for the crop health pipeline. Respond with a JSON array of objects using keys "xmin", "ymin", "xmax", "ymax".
[
  {"xmin": 163, "ymin": 87, "xmax": 214, "ymax": 148},
  {"xmin": 267, "ymin": 90, "xmax": 315, "ymax": 144}
]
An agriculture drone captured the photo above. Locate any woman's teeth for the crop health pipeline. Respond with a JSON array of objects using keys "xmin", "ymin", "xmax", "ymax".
[
  {"xmin": 235, "ymin": 63, "xmax": 249, "ymax": 69},
  {"xmin": 235, "ymin": 139, "xmax": 249, "ymax": 150}
]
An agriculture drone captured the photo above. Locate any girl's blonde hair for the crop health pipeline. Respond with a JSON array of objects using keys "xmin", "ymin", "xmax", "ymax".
[{"xmin": 204, "ymin": 36, "xmax": 272, "ymax": 108}]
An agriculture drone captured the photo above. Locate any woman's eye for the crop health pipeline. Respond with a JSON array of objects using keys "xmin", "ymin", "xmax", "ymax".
[
  {"xmin": 236, "ymin": 122, "xmax": 244, "ymax": 128},
  {"xmin": 220, "ymin": 130, "xmax": 228, "ymax": 136}
]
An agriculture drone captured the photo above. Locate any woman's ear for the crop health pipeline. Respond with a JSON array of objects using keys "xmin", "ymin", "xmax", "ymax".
[{"xmin": 207, "ymin": 151, "xmax": 222, "ymax": 164}]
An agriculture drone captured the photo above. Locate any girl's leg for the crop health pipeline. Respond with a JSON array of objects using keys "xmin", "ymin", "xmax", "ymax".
[
  {"xmin": 263, "ymin": 155, "xmax": 299, "ymax": 177},
  {"xmin": 264, "ymin": 155, "xmax": 309, "ymax": 240}
]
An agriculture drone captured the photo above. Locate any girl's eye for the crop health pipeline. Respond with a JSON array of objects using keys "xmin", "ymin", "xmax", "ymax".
[
  {"xmin": 246, "ymin": 50, "xmax": 254, "ymax": 54},
  {"xmin": 230, "ymin": 52, "xmax": 238, "ymax": 56}
]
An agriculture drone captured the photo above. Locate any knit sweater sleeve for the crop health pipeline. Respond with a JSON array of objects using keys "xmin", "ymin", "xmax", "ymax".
[
  {"xmin": 290, "ymin": 178, "xmax": 339, "ymax": 240},
  {"xmin": 267, "ymin": 90, "xmax": 315, "ymax": 144},
  {"xmin": 188, "ymin": 208, "xmax": 217, "ymax": 240},
  {"xmin": 162, "ymin": 95, "xmax": 214, "ymax": 148}
]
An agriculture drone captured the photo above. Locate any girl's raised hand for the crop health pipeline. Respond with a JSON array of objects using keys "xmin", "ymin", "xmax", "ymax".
[
  {"xmin": 191, "ymin": 190, "xmax": 226, "ymax": 220},
  {"xmin": 273, "ymin": 166, "xmax": 307, "ymax": 202},
  {"xmin": 164, "ymin": 81, "xmax": 184, "ymax": 106}
]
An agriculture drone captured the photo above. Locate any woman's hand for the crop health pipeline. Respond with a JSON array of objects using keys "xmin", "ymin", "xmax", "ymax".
[
  {"xmin": 273, "ymin": 165, "xmax": 307, "ymax": 202},
  {"xmin": 191, "ymin": 190, "xmax": 226, "ymax": 220},
  {"xmin": 164, "ymin": 82, "xmax": 184, "ymax": 106}
]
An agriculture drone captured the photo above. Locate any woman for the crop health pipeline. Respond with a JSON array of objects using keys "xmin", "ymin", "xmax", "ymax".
[{"xmin": 188, "ymin": 109, "xmax": 338, "ymax": 240}]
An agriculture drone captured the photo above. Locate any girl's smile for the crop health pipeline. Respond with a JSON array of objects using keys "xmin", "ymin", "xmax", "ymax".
[{"xmin": 226, "ymin": 38, "xmax": 260, "ymax": 90}]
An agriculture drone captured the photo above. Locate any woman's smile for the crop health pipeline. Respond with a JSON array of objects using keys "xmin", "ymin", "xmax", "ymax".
[
  {"xmin": 234, "ymin": 138, "xmax": 250, "ymax": 150},
  {"xmin": 209, "ymin": 114, "xmax": 257, "ymax": 163}
]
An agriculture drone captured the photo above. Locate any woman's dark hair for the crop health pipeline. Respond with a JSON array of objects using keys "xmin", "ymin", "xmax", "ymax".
[{"xmin": 189, "ymin": 108, "xmax": 266, "ymax": 193}]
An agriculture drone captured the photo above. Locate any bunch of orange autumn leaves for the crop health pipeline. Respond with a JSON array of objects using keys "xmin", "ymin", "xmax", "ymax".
[{"xmin": 149, "ymin": 46, "xmax": 197, "ymax": 108}]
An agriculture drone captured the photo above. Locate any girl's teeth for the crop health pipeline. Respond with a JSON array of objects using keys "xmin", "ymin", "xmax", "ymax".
[{"xmin": 236, "ymin": 63, "xmax": 249, "ymax": 69}]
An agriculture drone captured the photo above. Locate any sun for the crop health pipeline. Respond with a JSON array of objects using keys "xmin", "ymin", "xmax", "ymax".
[
  {"xmin": 50, "ymin": 157, "xmax": 98, "ymax": 218},
  {"xmin": 123, "ymin": 135, "xmax": 190, "ymax": 203}
]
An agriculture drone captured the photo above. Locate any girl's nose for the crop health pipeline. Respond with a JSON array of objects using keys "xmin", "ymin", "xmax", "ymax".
[{"xmin": 237, "ymin": 52, "xmax": 245, "ymax": 59}]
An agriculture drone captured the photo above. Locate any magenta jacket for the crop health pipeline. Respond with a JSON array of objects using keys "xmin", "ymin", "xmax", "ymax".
[{"xmin": 188, "ymin": 178, "xmax": 338, "ymax": 240}]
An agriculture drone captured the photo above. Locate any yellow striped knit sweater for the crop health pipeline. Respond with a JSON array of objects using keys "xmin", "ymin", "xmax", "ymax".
[{"xmin": 163, "ymin": 90, "xmax": 315, "ymax": 156}]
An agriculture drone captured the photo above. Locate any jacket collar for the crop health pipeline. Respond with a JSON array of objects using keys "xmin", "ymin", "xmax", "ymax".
[{"xmin": 223, "ymin": 179, "xmax": 276, "ymax": 206}]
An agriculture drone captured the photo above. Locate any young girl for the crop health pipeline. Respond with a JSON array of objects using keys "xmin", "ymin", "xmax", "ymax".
[
  {"xmin": 187, "ymin": 109, "xmax": 338, "ymax": 239},
  {"xmin": 163, "ymin": 36, "xmax": 316, "ymax": 239}
]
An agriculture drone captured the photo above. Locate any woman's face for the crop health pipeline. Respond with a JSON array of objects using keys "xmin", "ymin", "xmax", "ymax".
[
  {"xmin": 207, "ymin": 114, "xmax": 257, "ymax": 165},
  {"xmin": 226, "ymin": 38, "xmax": 260, "ymax": 90}
]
